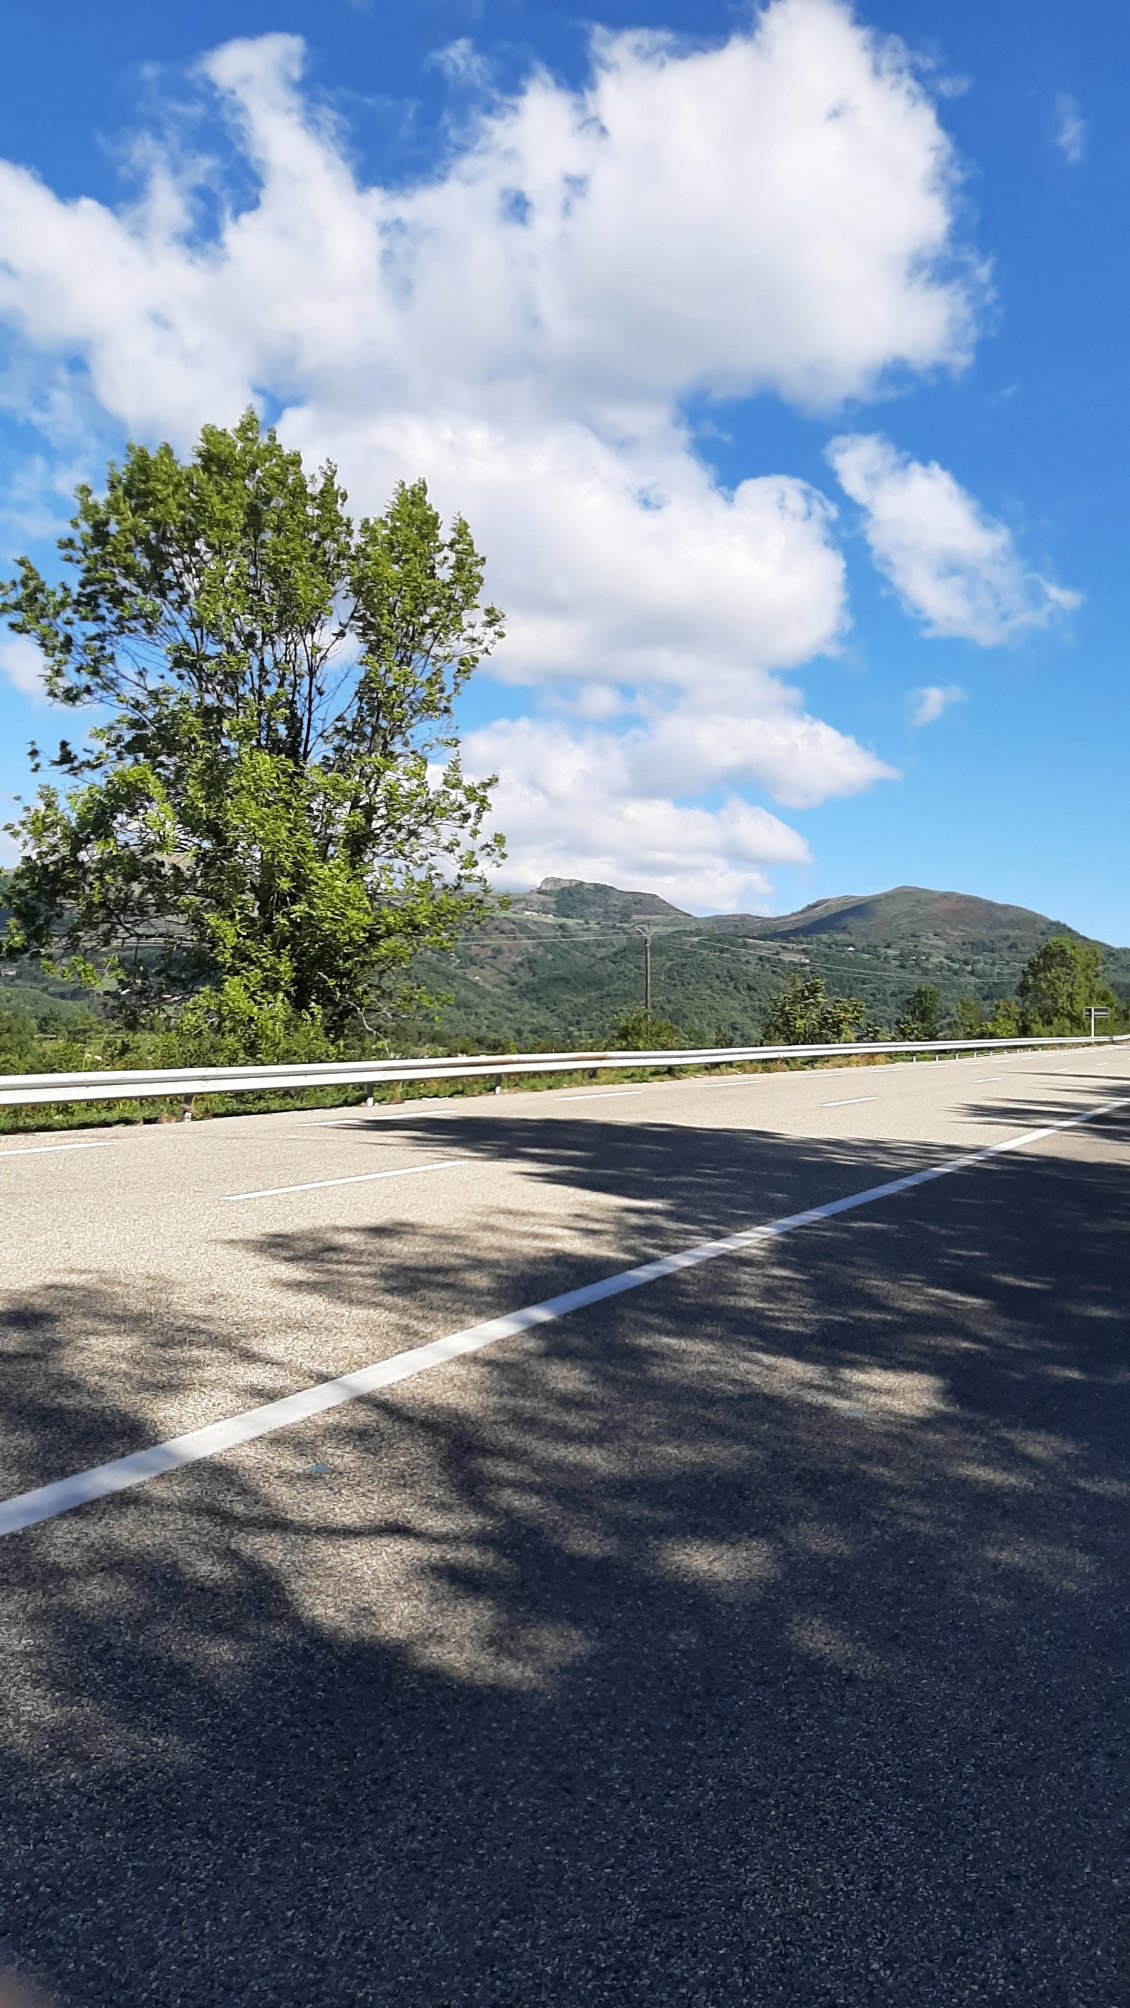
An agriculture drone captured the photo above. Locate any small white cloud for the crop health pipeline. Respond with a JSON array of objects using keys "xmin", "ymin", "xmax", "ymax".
[
  {"xmin": 911, "ymin": 683, "xmax": 965, "ymax": 727},
  {"xmin": 827, "ymin": 433, "xmax": 1081, "ymax": 645},
  {"xmin": 429, "ymin": 38, "xmax": 493, "ymax": 90},
  {"xmin": 1054, "ymin": 95, "xmax": 1086, "ymax": 166},
  {"xmin": 0, "ymin": 634, "xmax": 48, "ymax": 696}
]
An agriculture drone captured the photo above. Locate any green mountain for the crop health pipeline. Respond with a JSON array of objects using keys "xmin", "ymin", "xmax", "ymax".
[
  {"xmin": 416, "ymin": 879, "xmax": 1130, "ymax": 1048},
  {"xmin": 5, "ymin": 872, "xmax": 1126, "ymax": 1052}
]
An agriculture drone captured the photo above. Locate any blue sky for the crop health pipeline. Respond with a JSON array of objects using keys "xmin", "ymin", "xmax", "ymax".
[{"xmin": 0, "ymin": 0, "xmax": 1125, "ymax": 937}]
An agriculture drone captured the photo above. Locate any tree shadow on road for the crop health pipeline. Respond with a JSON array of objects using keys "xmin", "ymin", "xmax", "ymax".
[{"xmin": 2, "ymin": 1105, "xmax": 1129, "ymax": 2005}]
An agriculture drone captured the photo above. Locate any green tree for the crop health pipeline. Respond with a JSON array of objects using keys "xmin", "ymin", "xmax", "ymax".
[
  {"xmin": 611, "ymin": 1007, "xmax": 681, "ymax": 1051},
  {"xmin": 762, "ymin": 974, "xmax": 864, "ymax": 1046},
  {"xmin": 0, "ymin": 410, "xmax": 505, "ymax": 1053},
  {"xmin": 1016, "ymin": 936, "xmax": 1106, "ymax": 1035},
  {"xmin": 896, "ymin": 983, "xmax": 941, "ymax": 1041},
  {"xmin": 984, "ymin": 997, "xmax": 1020, "ymax": 1039},
  {"xmin": 951, "ymin": 995, "xmax": 985, "ymax": 1039},
  {"xmin": 0, "ymin": 1005, "xmax": 37, "ymax": 1066}
]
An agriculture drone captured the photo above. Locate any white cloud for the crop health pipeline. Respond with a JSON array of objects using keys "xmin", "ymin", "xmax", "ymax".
[
  {"xmin": 551, "ymin": 683, "xmax": 629, "ymax": 722},
  {"xmin": 0, "ymin": 1, "xmax": 985, "ymax": 901},
  {"xmin": 0, "ymin": 5, "xmax": 979, "ymax": 432},
  {"xmin": 933, "ymin": 73, "xmax": 971, "ymax": 102},
  {"xmin": 464, "ymin": 704, "xmax": 895, "ymax": 908},
  {"xmin": 630, "ymin": 701, "xmax": 895, "ymax": 809},
  {"xmin": 910, "ymin": 683, "xmax": 965, "ymax": 727},
  {"xmin": 0, "ymin": 635, "xmax": 48, "ymax": 696},
  {"xmin": 465, "ymin": 716, "xmax": 813, "ymax": 912},
  {"xmin": 827, "ymin": 433, "xmax": 1080, "ymax": 645},
  {"xmin": 282, "ymin": 406, "xmax": 850, "ymax": 695},
  {"xmin": 1054, "ymin": 95, "xmax": 1086, "ymax": 166},
  {"xmin": 429, "ymin": 37, "xmax": 495, "ymax": 92}
]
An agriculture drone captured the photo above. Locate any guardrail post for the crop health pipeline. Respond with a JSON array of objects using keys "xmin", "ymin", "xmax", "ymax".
[{"xmin": 182, "ymin": 1094, "xmax": 194, "ymax": 1124}]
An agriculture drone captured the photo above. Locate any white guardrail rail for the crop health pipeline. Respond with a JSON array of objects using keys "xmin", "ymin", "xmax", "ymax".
[{"xmin": 0, "ymin": 1032, "xmax": 1126, "ymax": 1116}]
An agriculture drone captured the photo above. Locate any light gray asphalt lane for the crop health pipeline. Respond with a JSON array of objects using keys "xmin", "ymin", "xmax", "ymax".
[
  {"xmin": 1, "ymin": 1046, "xmax": 1127, "ymax": 1507},
  {"xmin": 1, "ymin": 1059, "xmax": 1128, "ymax": 2005}
]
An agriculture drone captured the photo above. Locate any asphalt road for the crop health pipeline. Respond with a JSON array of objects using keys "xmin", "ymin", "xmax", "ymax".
[{"xmin": 1, "ymin": 1050, "xmax": 1128, "ymax": 2004}]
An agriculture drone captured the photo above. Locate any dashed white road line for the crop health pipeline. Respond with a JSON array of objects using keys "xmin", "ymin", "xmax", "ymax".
[
  {"xmin": 823, "ymin": 1096, "xmax": 878, "ymax": 1109},
  {"xmin": 0, "ymin": 1140, "xmax": 116, "ymax": 1160},
  {"xmin": 556, "ymin": 1088, "xmax": 647, "ymax": 1103},
  {"xmin": 3, "ymin": 1087, "xmax": 1129, "ymax": 1537},
  {"xmin": 224, "ymin": 1159, "xmax": 463, "ymax": 1202}
]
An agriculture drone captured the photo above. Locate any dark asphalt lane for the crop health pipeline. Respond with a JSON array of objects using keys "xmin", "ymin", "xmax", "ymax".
[{"xmin": 1, "ymin": 1107, "xmax": 1129, "ymax": 2004}]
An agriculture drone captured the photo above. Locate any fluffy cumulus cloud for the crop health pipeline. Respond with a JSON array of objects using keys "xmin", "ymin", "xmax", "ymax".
[
  {"xmin": 0, "ymin": 4, "xmax": 978, "ymax": 431},
  {"xmin": 0, "ymin": 0, "xmax": 991, "ymax": 906},
  {"xmin": 280, "ymin": 407, "xmax": 850, "ymax": 696},
  {"xmin": 910, "ymin": 683, "xmax": 965, "ymax": 728},
  {"xmin": 464, "ymin": 717, "xmax": 815, "ymax": 913},
  {"xmin": 828, "ymin": 433, "xmax": 1080, "ymax": 646},
  {"xmin": 462, "ymin": 693, "xmax": 895, "ymax": 908}
]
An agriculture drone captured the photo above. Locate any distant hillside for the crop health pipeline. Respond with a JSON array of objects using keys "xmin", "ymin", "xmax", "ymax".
[
  {"xmin": 507, "ymin": 878, "xmax": 689, "ymax": 926},
  {"xmin": 413, "ymin": 879, "xmax": 1130, "ymax": 1048},
  {"xmin": 6, "ymin": 872, "xmax": 1127, "ymax": 1051},
  {"xmin": 737, "ymin": 886, "xmax": 1079, "ymax": 948}
]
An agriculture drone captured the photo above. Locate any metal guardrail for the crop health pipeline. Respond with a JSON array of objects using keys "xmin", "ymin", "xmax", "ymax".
[{"xmin": 0, "ymin": 1033, "xmax": 1125, "ymax": 1115}]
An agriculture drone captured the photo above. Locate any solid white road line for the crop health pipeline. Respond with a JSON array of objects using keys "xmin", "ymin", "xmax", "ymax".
[
  {"xmin": 0, "ymin": 1140, "xmax": 116, "ymax": 1160},
  {"xmin": 224, "ymin": 1160, "xmax": 463, "ymax": 1202},
  {"xmin": 3, "ymin": 1088, "xmax": 1129, "ymax": 1537},
  {"xmin": 823, "ymin": 1097, "xmax": 877, "ymax": 1109}
]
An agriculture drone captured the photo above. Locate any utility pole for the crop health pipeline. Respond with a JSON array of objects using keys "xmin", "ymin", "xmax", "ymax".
[{"xmin": 634, "ymin": 926, "xmax": 652, "ymax": 1017}]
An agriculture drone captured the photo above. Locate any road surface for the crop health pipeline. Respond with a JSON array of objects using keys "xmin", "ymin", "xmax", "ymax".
[{"xmin": 1, "ymin": 1048, "xmax": 1128, "ymax": 2004}]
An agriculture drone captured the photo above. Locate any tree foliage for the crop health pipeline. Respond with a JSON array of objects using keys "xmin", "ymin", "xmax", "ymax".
[
  {"xmin": 897, "ymin": 983, "xmax": 941, "ymax": 1041},
  {"xmin": 951, "ymin": 995, "xmax": 985, "ymax": 1039},
  {"xmin": 0, "ymin": 411, "xmax": 505, "ymax": 1051},
  {"xmin": 983, "ymin": 997, "xmax": 1020, "ymax": 1038},
  {"xmin": 611, "ymin": 1007, "xmax": 682, "ymax": 1051},
  {"xmin": 762, "ymin": 974, "xmax": 864, "ymax": 1046},
  {"xmin": 1016, "ymin": 936, "xmax": 1107, "ymax": 1035}
]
